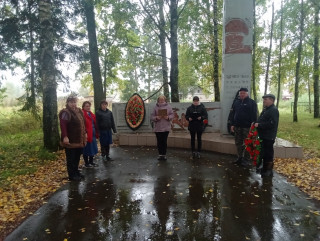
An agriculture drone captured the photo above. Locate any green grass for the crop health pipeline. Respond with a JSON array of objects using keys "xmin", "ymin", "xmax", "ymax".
[
  {"xmin": 277, "ymin": 108, "xmax": 320, "ymax": 157},
  {"xmin": 0, "ymin": 109, "xmax": 58, "ymax": 187},
  {"xmin": 0, "ymin": 129, "xmax": 57, "ymax": 187}
]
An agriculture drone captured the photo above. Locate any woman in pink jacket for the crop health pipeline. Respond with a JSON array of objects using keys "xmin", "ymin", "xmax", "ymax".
[{"xmin": 150, "ymin": 95, "xmax": 174, "ymax": 160}]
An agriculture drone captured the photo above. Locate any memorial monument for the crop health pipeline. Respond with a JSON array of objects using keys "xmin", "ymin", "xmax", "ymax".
[{"xmin": 221, "ymin": 0, "xmax": 254, "ymax": 134}]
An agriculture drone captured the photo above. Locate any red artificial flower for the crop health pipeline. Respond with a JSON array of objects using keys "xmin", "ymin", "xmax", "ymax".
[{"xmin": 245, "ymin": 126, "xmax": 262, "ymax": 166}]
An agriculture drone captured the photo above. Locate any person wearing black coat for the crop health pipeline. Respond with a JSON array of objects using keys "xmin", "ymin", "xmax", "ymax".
[
  {"xmin": 185, "ymin": 96, "xmax": 208, "ymax": 159},
  {"xmin": 230, "ymin": 87, "xmax": 258, "ymax": 166},
  {"xmin": 254, "ymin": 94, "xmax": 279, "ymax": 177},
  {"xmin": 96, "ymin": 100, "xmax": 117, "ymax": 161}
]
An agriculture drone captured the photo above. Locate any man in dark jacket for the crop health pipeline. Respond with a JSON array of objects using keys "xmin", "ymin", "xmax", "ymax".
[
  {"xmin": 230, "ymin": 87, "xmax": 258, "ymax": 166},
  {"xmin": 254, "ymin": 94, "xmax": 279, "ymax": 177}
]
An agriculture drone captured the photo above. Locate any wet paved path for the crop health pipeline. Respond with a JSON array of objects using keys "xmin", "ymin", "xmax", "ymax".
[{"xmin": 5, "ymin": 146, "xmax": 320, "ymax": 241}]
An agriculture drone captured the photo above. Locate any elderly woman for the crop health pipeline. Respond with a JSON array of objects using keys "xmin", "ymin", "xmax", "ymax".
[
  {"xmin": 59, "ymin": 95, "xmax": 87, "ymax": 181},
  {"xmin": 82, "ymin": 101, "xmax": 99, "ymax": 168},
  {"xmin": 96, "ymin": 100, "xmax": 117, "ymax": 161},
  {"xmin": 150, "ymin": 95, "xmax": 174, "ymax": 161}
]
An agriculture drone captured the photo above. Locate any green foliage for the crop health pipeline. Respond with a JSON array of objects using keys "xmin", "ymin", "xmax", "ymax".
[{"xmin": 0, "ymin": 87, "xmax": 7, "ymax": 104}]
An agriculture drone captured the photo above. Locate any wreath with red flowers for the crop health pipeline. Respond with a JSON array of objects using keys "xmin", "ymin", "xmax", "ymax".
[
  {"xmin": 125, "ymin": 93, "xmax": 145, "ymax": 130},
  {"xmin": 244, "ymin": 125, "xmax": 262, "ymax": 166}
]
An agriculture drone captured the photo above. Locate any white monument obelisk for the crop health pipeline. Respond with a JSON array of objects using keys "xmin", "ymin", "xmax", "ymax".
[{"xmin": 221, "ymin": 0, "xmax": 254, "ymax": 134}]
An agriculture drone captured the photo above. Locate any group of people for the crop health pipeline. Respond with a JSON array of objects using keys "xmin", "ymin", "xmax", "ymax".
[
  {"xmin": 60, "ymin": 88, "xmax": 279, "ymax": 181},
  {"xmin": 151, "ymin": 88, "xmax": 279, "ymax": 179},
  {"xmin": 229, "ymin": 87, "xmax": 279, "ymax": 178},
  {"xmin": 59, "ymin": 96, "xmax": 116, "ymax": 181}
]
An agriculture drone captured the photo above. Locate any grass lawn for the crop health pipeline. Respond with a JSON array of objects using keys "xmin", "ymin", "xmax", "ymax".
[
  {"xmin": 277, "ymin": 108, "xmax": 320, "ymax": 158},
  {"xmin": 0, "ymin": 109, "xmax": 57, "ymax": 187}
]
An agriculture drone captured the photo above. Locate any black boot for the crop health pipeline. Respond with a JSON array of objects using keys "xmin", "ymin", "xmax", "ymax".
[
  {"xmin": 83, "ymin": 155, "xmax": 92, "ymax": 168},
  {"xmin": 240, "ymin": 158, "xmax": 250, "ymax": 167},
  {"xmin": 256, "ymin": 161, "xmax": 263, "ymax": 174},
  {"xmin": 261, "ymin": 162, "xmax": 274, "ymax": 178},
  {"xmin": 89, "ymin": 156, "xmax": 98, "ymax": 167},
  {"xmin": 233, "ymin": 157, "xmax": 242, "ymax": 164}
]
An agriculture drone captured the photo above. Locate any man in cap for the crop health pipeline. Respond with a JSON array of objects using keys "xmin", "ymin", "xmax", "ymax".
[
  {"xmin": 254, "ymin": 94, "xmax": 279, "ymax": 177},
  {"xmin": 230, "ymin": 87, "xmax": 258, "ymax": 166}
]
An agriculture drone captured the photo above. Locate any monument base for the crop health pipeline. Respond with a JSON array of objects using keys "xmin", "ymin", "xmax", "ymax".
[{"xmin": 117, "ymin": 132, "xmax": 303, "ymax": 159}]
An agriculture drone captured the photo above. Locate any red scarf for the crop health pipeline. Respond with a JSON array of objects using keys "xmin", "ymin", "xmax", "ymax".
[{"xmin": 82, "ymin": 110, "xmax": 98, "ymax": 143}]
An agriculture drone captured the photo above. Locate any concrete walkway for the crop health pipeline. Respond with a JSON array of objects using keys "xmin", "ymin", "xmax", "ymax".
[{"xmin": 5, "ymin": 146, "xmax": 319, "ymax": 241}]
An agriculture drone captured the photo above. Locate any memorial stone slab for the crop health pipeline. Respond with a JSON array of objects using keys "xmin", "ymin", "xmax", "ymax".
[{"xmin": 221, "ymin": 0, "xmax": 254, "ymax": 134}]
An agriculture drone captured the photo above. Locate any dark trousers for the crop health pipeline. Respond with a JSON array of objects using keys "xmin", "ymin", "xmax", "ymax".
[
  {"xmin": 190, "ymin": 130, "xmax": 202, "ymax": 152},
  {"xmin": 260, "ymin": 139, "xmax": 275, "ymax": 163},
  {"xmin": 234, "ymin": 127, "xmax": 250, "ymax": 160},
  {"xmin": 83, "ymin": 155, "xmax": 94, "ymax": 164},
  {"xmin": 155, "ymin": 131, "xmax": 169, "ymax": 155},
  {"xmin": 101, "ymin": 145, "xmax": 110, "ymax": 157},
  {"xmin": 65, "ymin": 148, "xmax": 83, "ymax": 178}
]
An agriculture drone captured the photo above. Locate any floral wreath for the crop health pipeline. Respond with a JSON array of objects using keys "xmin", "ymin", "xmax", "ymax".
[
  {"xmin": 125, "ymin": 93, "xmax": 145, "ymax": 130},
  {"xmin": 244, "ymin": 125, "xmax": 262, "ymax": 166}
]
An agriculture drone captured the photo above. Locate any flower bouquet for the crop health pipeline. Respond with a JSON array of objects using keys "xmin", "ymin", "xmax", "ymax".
[{"xmin": 244, "ymin": 125, "xmax": 262, "ymax": 166}]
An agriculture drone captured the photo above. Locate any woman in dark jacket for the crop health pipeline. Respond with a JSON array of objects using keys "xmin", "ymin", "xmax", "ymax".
[
  {"xmin": 96, "ymin": 100, "xmax": 117, "ymax": 161},
  {"xmin": 185, "ymin": 96, "xmax": 208, "ymax": 159},
  {"xmin": 59, "ymin": 95, "xmax": 87, "ymax": 181}
]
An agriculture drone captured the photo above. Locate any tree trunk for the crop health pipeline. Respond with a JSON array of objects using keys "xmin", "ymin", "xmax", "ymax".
[
  {"xmin": 293, "ymin": 0, "xmax": 304, "ymax": 122},
  {"xmin": 276, "ymin": 0, "xmax": 283, "ymax": 108},
  {"xmin": 159, "ymin": 0, "xmax": 170, "ymax": 100},
  {"xmin": 213, "ymin": 0, "xmax": 220, "ymax": 101},
  {"xmin": 82, "ymin": 0, "xmax": 104, "ymax": 110},
  {"xmin": 103, "ymin": 47, "xmax": 107, "ymax": 98},
  {"xmin": 204, "ymin": 0, "xmax": 216, "ymax": 100},
  {"xmin": 314, "ymin": 1, "xmax": 319, "ymax": 118},
  {"xmin": 264, "ymin": 2, "xmax": 274, "ymax": 95},
  {"xmin": 252, "ymin": 0, "xmax": 257, "ymax": 101},
  {"xmin": 28, "ymin": 0, "xmax": 36, "ymax": 111},
  {"xmin": 169, "ymin": 0, "xmax": 179, "ymax": 102},
  {"xmin": 38, "ymin": 0, "xmax": 59, "ymax": 151},
  {"xmin": 308, "ymin": 74, "xmax": 311, "ymax": 114}
]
